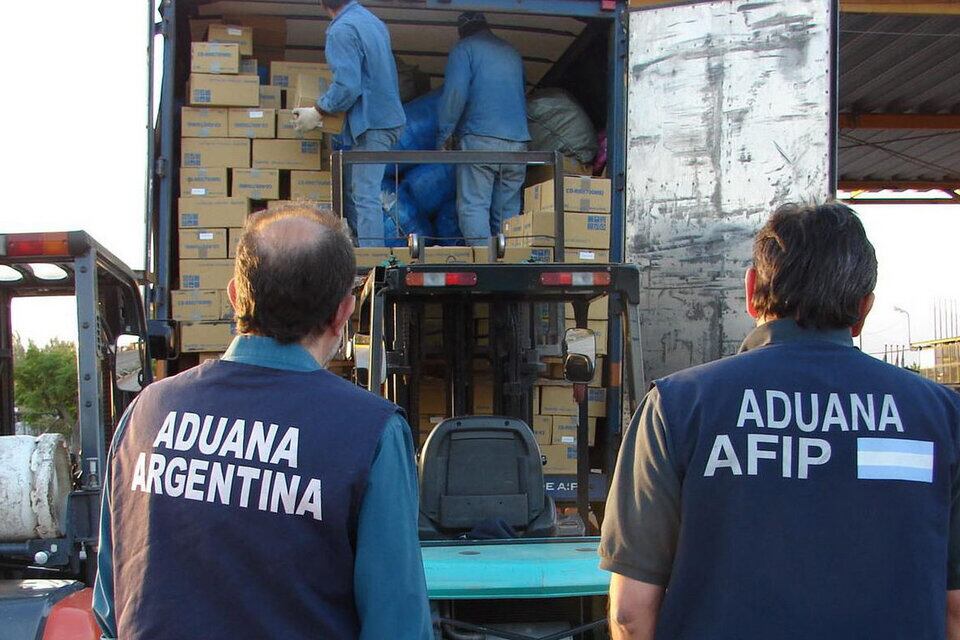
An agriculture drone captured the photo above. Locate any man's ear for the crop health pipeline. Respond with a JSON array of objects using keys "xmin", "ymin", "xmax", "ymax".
[
  {"xmin": 851, "ymin": 292, "xmax": 875, "ymax": 338},
  {"xmin": 227, "ymin": 278, "xmax": 238, "ymax": 311},
  {"xmin": 744, "ymin": 268, "xmax": 759, "ymax": 319},
  {"xmin": 330, "ymin": 294, "xmax": 356, "ymax": 339}
]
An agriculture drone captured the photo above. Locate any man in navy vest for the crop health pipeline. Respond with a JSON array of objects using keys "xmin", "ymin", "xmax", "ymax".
[
  {"xmin": 93, "ymin": 206, "xmax": 432, "ymax": 639},
  {"xmin": 600, "ymin": 202, "xmax": 960, "ymax": 639}
]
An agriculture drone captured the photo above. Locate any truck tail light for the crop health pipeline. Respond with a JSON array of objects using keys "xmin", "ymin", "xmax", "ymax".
[
  {"xmin": 405, "ymin": 271, "xmax": 478, "ymax": 287},
  {"xmin": 540, "ymin": 272, "xmax": 611, "ymax": 286},
  {"xmin": 0, "ymin": 233, "xmax": 71, "ymax": 258}
]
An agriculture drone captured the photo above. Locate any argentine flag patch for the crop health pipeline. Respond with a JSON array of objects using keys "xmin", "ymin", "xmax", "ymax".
[{"xmin": 857, "ymin": 438, "xmax": 934, "ymax": 483}]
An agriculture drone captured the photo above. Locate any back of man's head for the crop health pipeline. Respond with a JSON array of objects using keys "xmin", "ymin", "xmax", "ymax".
[
  {"xmin": 457, "ymin": 11, "xmax": 489, "ymax": 38},
  {"xmin": 751, "ymin": 202, "xmax": 877, "ymax": 330},
  {"xmin": 321, "ymin": 0, "xmax": 350, "ymax": 13},
  {"xmin": 233, "ymin": 205, "xmax": 356, "ymax": 343}
]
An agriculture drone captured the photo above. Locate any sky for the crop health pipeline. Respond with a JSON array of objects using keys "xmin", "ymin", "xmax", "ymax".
[{"xmin": 2, "ymin": 2, "xmax": 958, "ymax": 368}]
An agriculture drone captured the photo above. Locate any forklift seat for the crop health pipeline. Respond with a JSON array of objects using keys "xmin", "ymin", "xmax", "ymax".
[{"xmin": 418, "ymin": 416, "xmax": 558, "ymax": 540}]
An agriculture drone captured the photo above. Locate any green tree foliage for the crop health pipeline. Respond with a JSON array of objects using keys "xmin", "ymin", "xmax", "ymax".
[{"xmin": 13, "ymin": 336, "xmax": 78, "ymax": 436}]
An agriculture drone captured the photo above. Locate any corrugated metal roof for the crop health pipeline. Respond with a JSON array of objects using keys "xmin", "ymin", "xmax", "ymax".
[{"xmin": 839, "ymin": 13, "xmax": 960, "ymax": 187}]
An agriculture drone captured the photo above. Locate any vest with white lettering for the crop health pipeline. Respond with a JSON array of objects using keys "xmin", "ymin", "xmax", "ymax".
[
  {"xmin": 653, "ymin": 322, "xmax": 960, "ymax": 640},
  {"xmin": 109, "ymin": 359, "xmax": 398, "ymax": 640}
]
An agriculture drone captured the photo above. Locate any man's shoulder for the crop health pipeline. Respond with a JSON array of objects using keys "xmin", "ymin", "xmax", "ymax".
[{"xmin": 312, "ymin": 368, "xmax": 401, "ymax": 415}]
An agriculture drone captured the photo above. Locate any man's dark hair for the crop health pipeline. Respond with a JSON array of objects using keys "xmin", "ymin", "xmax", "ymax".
[
  {"xmin": 751, "ymin": 202, "xmax": 878, "ymax": 330},
  {"xmin": 321, "ymin": 0, "xmax": 350, "ymax": 11},
  {"xmin": 457, "ymin": 11, "xmax": 489, "ymax": 38},
  {"xmin": 234, "ymin": 204, "xmax": 356, "ymax": 343}
]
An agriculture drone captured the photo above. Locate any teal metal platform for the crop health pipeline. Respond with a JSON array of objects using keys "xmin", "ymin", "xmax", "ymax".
[{"xmin": 421, "ymin": 537, "xmax": 611, "ymax": 600}]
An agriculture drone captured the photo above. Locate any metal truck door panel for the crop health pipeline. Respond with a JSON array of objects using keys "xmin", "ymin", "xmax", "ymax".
[{"xmin": 625, "ymin": 0, "xmax": 835, "ymax": 381}]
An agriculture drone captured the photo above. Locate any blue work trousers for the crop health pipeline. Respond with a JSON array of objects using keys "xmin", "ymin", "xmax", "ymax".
[
  {"xmin": 347, "ymin": 127, "xmax": 403, "ymax": 247},
  {"xmin": 456, "ymin": 134, "xmax": 527, "ymax": 247}
]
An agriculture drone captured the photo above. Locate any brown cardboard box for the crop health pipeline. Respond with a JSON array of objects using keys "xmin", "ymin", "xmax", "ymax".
[
  {"xmin": 552, "ymin": 415, "xmax": 597, "ymax": 446},
  {"xmin": 294, "ymin": 71, "xmax": 334, "ymax": 101},
  {"xmin": 290, "ymin": 171, "xmax": 333, "ymax": 201},
  {"xmin": 191, "ymin": 18, "xmax": 222, "ymax": 42},
  {"xmin": 228, "ymin": 228, "xmax": 242, "ymax": 260},
  {"xmin": 564, "ymin": 296, "xmax": 609, "ymax": 321},
  {"xmin": 178, "ymin": 197, "xmax": 250, "ymax": 228},
  {"xmin": 537, "ymin": 177, "xmax": 612, "ymax": 213},
  {"xmin": 207, "ymin": 24, "xmax": 253, "ymax": 56},
  {"xmin": 180, "ymin": 168, "xmax": 228, "ymax": 197},
  {"xmin": 171, "ymin": 289, "xmax": 221, "ymax": 322},
  {"xmin": 220, "ymin": 288, "xmax": 235, "ymax": 320},
  {"xmin": 525, "ymin": 156, "xmax": 593, "ymax": 186},
  {"xmin": 564, "ymin": 249, "xmax": 610, "ymax": 263},
  {"xmin": 181, "ymin": 107, "xmax": 229, "ymax": 138},
  {"xmin": 288, "ymin": 101, "xmax": 346, "ymax": 135},
  {"xmin": 473, "ymin": 378, "xmax": 494, "ymax": 414},
  {"xmin": 355, "ymin": 247, "xmax": 393, "ymax": 269},
  {"xmin": 259, "ymin": 86, "xmax": 283, "ymax": 109},
  {"xmin": 290, "ymin": 74, "xmax": 346, "ymax": 134},
  {"xmin": 239, "ymin": 58, "xmax": 258, "ymax": 75},
  {"xmin": 587, "ymin": 387, "xmax": 607, "ymax": 417},
  {"xmin": 252, "ymin": 139, "xmax": 323, "ymax": 170},
  {"xmin": 228, "ymin": 108, "xmax": 276, "ymax": 138},
  {"xmin": 541, "ymin": 444, "xmax": 577, "ymax": 475},
  {"xmin": 503, "ymin": 247, "xmax": 553, "ymax": 263},
  {"xmin": 179, "ymin": 228, "xmax": 228, "ymax": 259},
  {"xmin": 277, "ymin": 110, "xmax": 323, "ymax": 140},
  {"xmin": 539, "ymin": 385, "xmax": 578, "ymax": 416},
  {"xmin": 423, "ymin": 247, "xmax": 474, "ymax": 264},
  {"xmin": 419, "ymin": 377, "xmax": 447, "ymax": 416},
  {"xmin": 532, "ymin": 415, "xmax": 553, "ymax": 446},
  {"xmin": 231, "ymin": 168, "xmax": 280, "ymax": 199},
  {"xmin": 191, "ymin": 42, "xmax": 240, "ymax": 74},
  {"xmin": 181, "ymin": 138, "xmax": 250, "ymax": 169},
  {"xmin": 564, "ymin": 319, "xmax": 608, "ymax": 356},
  {"xmin": 269, "ymin": 61, "xmax": 330, "ymax": 89},
  {"xmin": 188, "ymin": 73, "xmax": 259, "ymax": 107},
  {"xmin": 504, "ymin": 212, "xmax": 609, "ymax": 250},
  {"xmin": 179, "ymin": 259, "xmax": 235, "ymax": 290},
  {"xmin": 523, "ymin": 182, "xmax": 549, "ymax": 215},
  {"xmin": 180, "ymin": 322, "xmax": 236, "ymax": 352}
]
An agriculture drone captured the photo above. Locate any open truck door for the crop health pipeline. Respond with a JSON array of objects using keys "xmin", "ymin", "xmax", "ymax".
[{"xmin": 624, "ymin": 0, "xmax": 837, "ymax": 383}]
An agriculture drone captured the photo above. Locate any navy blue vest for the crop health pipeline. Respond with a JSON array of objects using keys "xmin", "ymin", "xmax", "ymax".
[
  {"xmin": 653, "ymin": 324, "xmax": 960, "ymax": 639},
  {"xmin": 110, "ymin": 360, "xmax": 397, "ymax": 640}
]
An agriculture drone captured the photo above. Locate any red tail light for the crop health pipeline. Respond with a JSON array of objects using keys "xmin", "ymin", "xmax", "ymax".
[
  {"xmin": 540, "ymin": 271, "xmax": 611, "ymax": 286},
  {"xmin": 405, "ymin": 271, "xmax": 478, "ymax": 287},
  {"xmin": 1, "ymin": 233, "xmax": 71, "ymax": 258}
]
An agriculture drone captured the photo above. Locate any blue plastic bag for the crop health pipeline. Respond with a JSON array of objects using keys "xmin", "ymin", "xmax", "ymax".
[
  {"xmin": 381, "ymin": 180, "xmax": 434, "ymax": 247},
  {"xmin": 432, "ymin": 199, "xmax": 463, "ymax": 246},
  {"xmin": 403, "ymin": 163, "xmax": 456, "ymax": 217}
]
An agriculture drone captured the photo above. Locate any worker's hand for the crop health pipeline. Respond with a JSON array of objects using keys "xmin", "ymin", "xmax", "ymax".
[{"xmin": 292, "ymin": 107, "xmax": 322, "ymax": 133}]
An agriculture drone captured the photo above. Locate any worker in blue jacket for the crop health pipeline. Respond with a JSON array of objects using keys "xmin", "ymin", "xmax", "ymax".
[
  {"xmin": 94, "ymin": 205, "xmax": 432, "ymax": 639},
  {"xmin": 293, "ymin": 0, "xmax": 405, "ymax": 247},
  {"xmin": 601, "ymin": 202, "xmax": 960, "ymax": 640},
  {"xmin": 437, "ymin": 12, "xmax": 531, "ymax": 246}
]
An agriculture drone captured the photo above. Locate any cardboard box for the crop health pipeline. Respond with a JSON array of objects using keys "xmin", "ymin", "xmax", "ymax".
[
  {"xmin": 180, "ymin": 168, "xmax": 228, "ymax": 197},
  {"xmin": 259, "ymin": 85, "xmax": 283, "ymax": 110},
  {"xmin": 191, "ymin": 18, "xmax": 221, "ymax": 42},
  {"xmin": 228, "ymin": 108, "xmax": 276, "ymax": 138},
  {"xmin": 564, "ymin": 319, "xmax": 608, "ymax": 356},
  {"xmin": 277, "ymin": 110, "xmax": 323, "ymax": 140},
  {"xmin": 532, "ymin": 415, "xmax": 553, "ymax": 446},
  {"xmin": 179, "ymin": 259, "xmax": 235, "ymax": 290},
  {"xmin": 207, "ymin": 24, "xmax": 253, "ymax": 56},
  {"xmin": 537, "ymin": 177, "xmax": 612, "ymax": 214},
  {"xmin": 188, "ymin": 73, "xmax": 259, "ymax": 107},
  {"xmin": 588, "ymin": 387, "xmax": 607, "ymax": 417},
  {"xmin": 419, "ymin": 377, "xmax": 447, "ymax": 416},
  {"xmin": 422, "ymin": 246, "xmax": 474, "ymax": 264},
  {"xmin": 564, "ymin": 249, "xmax": 609, "ymax": 263},
  {"xmin": 473, "ymin": 378, "xmax": 494, "ymax": 414},
  {"xmin": 294, "ymin": 70, "xmax": 334, "ymax": 100},
  {"xmin": 565, "ymin": 296, "xmax": 609, "ymax": 321},
  {"xmin": 181, "ymin": 107, "xmax": 229, "ymax": 137},
  {"xmin": 181, "ymin": 137, "xmax": 250, "ymax": 169},
  {"xmin": 239, "ymin": 58, "xmax": 258, "ymax": 75},
  {"xmin": 231, "ymin": 168, "xmax": 280, "ymax": 200},
  {"xmin": 228, "ymin": 228, "xmax": 242, "ymax": 259},
  {"xmin": 539, "ymin": 385, "xmax": 579, "ymax": 416},
  {"xmin": 552, "ymin": 415, "xmax": 597, "ymax": 446},
  {"xmin": 504, "ymin": 211, "xmax": 609, "ymax": 250},
  {"xmin": 289, "ymin": 96, "xmax": 346, "ymax": 134},
  {"xmin": 289, "ymin": 170, "xmax": 332, "ymax": 201},
  {"xmin": 541, "ymin": 444, "xmax": 577, "ymax": 475},
  {"xmin": 171, "ymin": 289, "xmax": 221, "ymax": 322},
  {"xmin": 191, "ymin": 42, "xmax": 240, "ymax": 74},
  {"xmin": 180, "ymin": 322, "xmax": 236, "ymax": 352},
  {"xmin": 179, "ymin": 228, "xmax": 228, "ymax": 259},
  {"xmin": 269, "ymin": 61, "xmax": 330, "ymax": 88},
  {"xmin": 252, "ymin": 139, "xmax": 323, "ymax": 170},
  {"xmin": 178, "ymin": 197, "xmax": 250, "ymax": 228},
  {"xmin": 525, "ymin": 156, "xmax": 593, "ymax": 186},
  {"xmin": 503, "ymin": 247, "xmax": 553, "ymax": 263},
  {"xmin": 355, "ymin": 247, "xmax": 393, "ymax": 269},
  {"xmin": 220, "ymin": 289, "xmax": 235, "ymax": 320}
]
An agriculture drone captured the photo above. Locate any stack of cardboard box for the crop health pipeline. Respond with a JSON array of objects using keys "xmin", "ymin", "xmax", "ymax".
[{"xmin": 176, "ymin": 26, "xmax": 339, "ymax": 356}]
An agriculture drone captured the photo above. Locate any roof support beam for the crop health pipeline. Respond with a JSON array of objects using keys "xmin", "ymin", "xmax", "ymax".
[
  {"xmin": 839, "ymin": 114, "xmax": 960, "ymax": 129},
  {"xmin": 839, "ymin": 180, "xmax": 960, "ymax": 191},
  {"xmin": 841, "ymin": 1, "xmax": 960, "ymax": 15}
]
